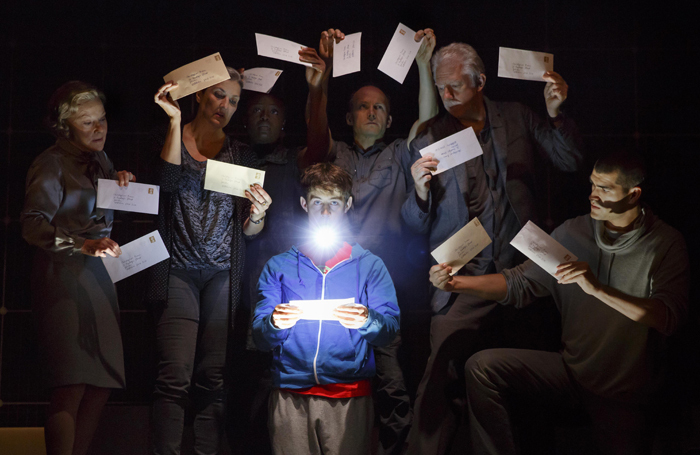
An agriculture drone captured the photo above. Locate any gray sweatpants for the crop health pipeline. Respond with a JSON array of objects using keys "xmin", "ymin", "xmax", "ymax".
[{"xmin": 268, "ymin": 389, "xmax": 373, "ymax": 455}]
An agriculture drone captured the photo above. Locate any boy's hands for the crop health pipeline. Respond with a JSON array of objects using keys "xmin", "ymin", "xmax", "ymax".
[
  {"xmin": 271, "ymin": 304, "xmax": 303, "ymax": 329},
  {"xmin": 334, "ymin": 304, "xmax": 369, "ymax": 329}
]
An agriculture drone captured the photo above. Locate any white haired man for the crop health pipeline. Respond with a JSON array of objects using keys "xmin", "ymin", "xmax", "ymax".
[{"xmin": 403, "ymin": 42, "xmax": 584, "ymax": 453}]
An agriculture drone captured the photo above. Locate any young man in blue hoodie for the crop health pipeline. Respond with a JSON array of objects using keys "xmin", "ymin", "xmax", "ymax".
[{"xmin": 253, "ymin": 162, "xmax": 400, "ymax": 455}]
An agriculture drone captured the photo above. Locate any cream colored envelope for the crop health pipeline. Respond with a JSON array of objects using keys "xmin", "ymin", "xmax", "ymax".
[
  {"xmin": 163, "ymin": 52, "xmax": 231, "ymax": 100},
  {"xmin": 419, "ymin": 127, "xmax": 483, "ymax": 175},
  {"xmin": 378, "ymin": 23, "xmax": 422, "ymax": 84},
  {"xmin": 204, "ymin": 160, "xmax": 265, "ymax": 198},
  {"xmin": 510, "ymin": 221, "xmax": 577, "ymax": 276},
  {"xmin": 498, "ymin": 47, "xmax": 554, "ymax": 82},
  {"xmin": 431, "ymin": 218, "xmax": 492, "ymax": 275}
]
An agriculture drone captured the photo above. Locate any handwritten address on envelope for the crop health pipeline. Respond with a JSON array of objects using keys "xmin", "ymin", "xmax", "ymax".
[
  {"xmin": 510, "ymin": 221, "xmax": 577, "ymax": 277},
  {"xmin": 101, "ymin": 230, "xmax": 170, "ymax": 283},
  {"xmin": 377, "ymin": 23, "xmax": 422, "ymax": 84},
  {"xmin": 242, "ymin": 67, "xmax": 283, "ymax": 93},
  {"xmin": 333, "ymin": 32, "xmax": 362, "ymax": 77},
  {"xmin": 431, "ymin": 217, "xmax": 492, "ymax": 275},
  {"xmin": 419, "ymin": 127, "xmax": 483, "ymax": 174},
  {"xmin": 204, "ymin": 160, "xmax": 265, "ymax": 198},
  {"xmin": 96, "ymin": 179, "xmax": 159, "ymax": 215},
  {"xmin": 163, "ymin": 53, "xmax": 231, "ymax": 100},
  {"xmin": 255, "ymin": 33, "xmax": 312, "ymax": 67},
  {"xmin": 497, "ymin": 47, "xmax": 554, "ymax": 82}
]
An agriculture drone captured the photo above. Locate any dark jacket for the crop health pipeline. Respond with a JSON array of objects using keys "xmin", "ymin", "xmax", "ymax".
[{"xmin": 401, "ymin": 98, "xmax": 584, "ymax": 311}]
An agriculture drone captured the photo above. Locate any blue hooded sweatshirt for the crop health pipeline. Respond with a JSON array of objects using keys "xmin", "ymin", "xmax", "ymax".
[{"xmin": 253, "ymin": 243, "xmax": 400, "ymax": 389}]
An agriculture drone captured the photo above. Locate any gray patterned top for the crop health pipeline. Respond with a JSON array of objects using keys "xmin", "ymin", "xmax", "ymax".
[{"xmin": 170, "ymin": 143, "xmax": 238, "ymax": 270}]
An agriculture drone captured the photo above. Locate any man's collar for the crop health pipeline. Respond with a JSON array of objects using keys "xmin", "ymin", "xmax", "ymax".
[{"xmin": 353, "ymin": 139, "xmax": 387, "ymax": 156}]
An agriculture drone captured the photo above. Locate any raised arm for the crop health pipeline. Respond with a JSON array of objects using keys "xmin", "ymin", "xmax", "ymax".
[
  {"xmin": 407, "ymin": 28, "xmax": 439, "ymax": 146},
  {"xmin": 154, "ymin": 82, "xmax": 182, "ymax": 165},
  {"xmin": 529, "ymin": 71, "xmax": 584, "ymax": 171},
  {"xmin": 298, "ymin": 28, "xmax": 345, "ymax": 170}
]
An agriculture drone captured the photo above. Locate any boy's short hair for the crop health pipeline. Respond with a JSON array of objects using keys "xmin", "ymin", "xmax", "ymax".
[
  {"xmin": 300, "ymin": 163, "xmax": 353, "ymax": 202},
  {"xmin": 594, "ymin": 151, "xmax": 647, "ymax": 191}
]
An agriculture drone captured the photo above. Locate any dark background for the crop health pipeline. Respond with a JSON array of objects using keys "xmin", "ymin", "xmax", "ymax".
[{"xmin": 1, "ymin": 0, "xmax": 699, "ymax": 451}]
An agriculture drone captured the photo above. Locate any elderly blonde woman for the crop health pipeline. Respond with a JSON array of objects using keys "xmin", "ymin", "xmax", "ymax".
[{"xmin": 21, "ymin": 81, "xmax": 135, "ymax": 455}]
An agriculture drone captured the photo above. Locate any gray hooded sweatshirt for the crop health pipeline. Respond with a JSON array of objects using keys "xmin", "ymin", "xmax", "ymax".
[{"xmin": 501, "ymin": 207, "xmax": 689, "ymax": 404}]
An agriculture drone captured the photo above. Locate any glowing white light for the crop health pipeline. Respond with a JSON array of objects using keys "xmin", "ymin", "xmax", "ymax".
[{"xmin": 314, "ymin": 226, "xmax": 337, "ymax": 249}]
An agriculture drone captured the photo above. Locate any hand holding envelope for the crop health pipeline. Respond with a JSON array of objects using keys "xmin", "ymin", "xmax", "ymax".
[
  {"xmin": 414, "ymin": 28, "xmax": 436, "ymax": 67},
  {"xmin": 497, "ymin": 47, "xmax": 568, "ymax": 117},
  {"xmin": 378, "ymin": 23, "xmax": 423, "ymax": 84},
  {"xmin": 318, "ymin": 28, "xmax": 346, "ymax": 65},
  {"xmin": 97, "ymin": 179, "xmax": 160, "ymax": 215},
  {"xmin": 154, "ymin": 82, "xmax": 182, "ymax": 120},
  {"xmin": 554, "ymin": 260, "xmax": 602, "ymax": 296},
  {"xmin": 333, "ymin": 303, "xmax": 369, "ymax": 329},
  {"xmin": 272, "ymin": 304, "xmax": 303, "ymax": 329},
  {"xmin": 204, "ymin": 160, "xmax": 265, "ymax": 198},
  {"xmin": 299, "ymin": 46, "xmax": 329, "ymax": 89},
  {"xmin": 498, "ymin": 47, "xmax": 554, "ymax": 82},
  {"xmin": 101, "ymin": 230, "xmax": 170, "ymax": 283},
  {"xmin": 543, "ymin": 71, "xmax": 569, "ymax": 118},
  {"xmin": 163, "ymin": 53, "xmax": 231, "ymax": 100},
  {"xmin": 256, "ymin": 33, "xmax": 312, "ymax": 67},
  {"xmin": 288, "ymin": 298, "xmax": 355, "ymax": 321},
  {"xmin": 419, "ymin": 127, "xmax": 483, "ymax": 175},
  {"xmin": 510, "ymin": 221, "xmax": 577, "ymax": 277},
  {"xmin": 333, "ymin": 32, "xmax": 362, "ymax": 77},
  {"xmin": 431, "ymin": 217, "xmax": 492, "ymax": 276},
  {"xmin": 242, "ymin": 68, "xmax": 283, "ymax": 93}
]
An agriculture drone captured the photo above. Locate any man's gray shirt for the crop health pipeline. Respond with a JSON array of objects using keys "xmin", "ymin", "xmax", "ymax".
[
  {"xmin": 331, "ymin": 139, "xmax": 425, "ymax": 291},
  {"xmin": 501, "ymin": 209, "xmax": 689, "ymax": 403}
]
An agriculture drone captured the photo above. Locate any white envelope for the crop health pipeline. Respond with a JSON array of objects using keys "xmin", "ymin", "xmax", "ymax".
[
  {"xmin": 510, "ymin": 221, "xmax": 577, "ymax": 277},
  {"xmin": 431, "ymin": 217, "xmax": 492, "ymax": 276},
  {"xmin": 497, "ymin": 47, "xmax": 554, "ymax": 82},
  {"xmin": 204, "ymin": 160, "xmax": 265, "ymax": 198},
  {"xmin": 163, "ymin": 52, "xmax": 231, "ymax": 100},
  {"xmin": 96, "ymin": 179, "xmax": 160, "ymax": 215},
  {"xmin": 255, "ymin": 33, "xmax": 312, "ymax": 67},
  {"xmin": 101, "ymin": 230, "xmax": 170, "ymax": 283},
  {"xmin": 243, "ymin": 67, "xmax": 283, "ymax": 93},
  {"xmin": 377, "ymin": 23, "xmax": 422, "ymax": 84},
  {"xmin": 419, "ymin": 127, "xmax": 483, "ymax": 174},
  {"xmin": 289, "ymin": 298, "xmax": 356, "ymax": 321},
  {"xmin": 333, "ymin": 32, "xmax": 362, "ymax": 77}
]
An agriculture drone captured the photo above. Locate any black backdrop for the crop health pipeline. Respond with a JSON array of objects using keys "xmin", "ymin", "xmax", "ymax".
[{"xmin": 1, "ymin": 0, "xmax": 699, "ymax": 444}]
